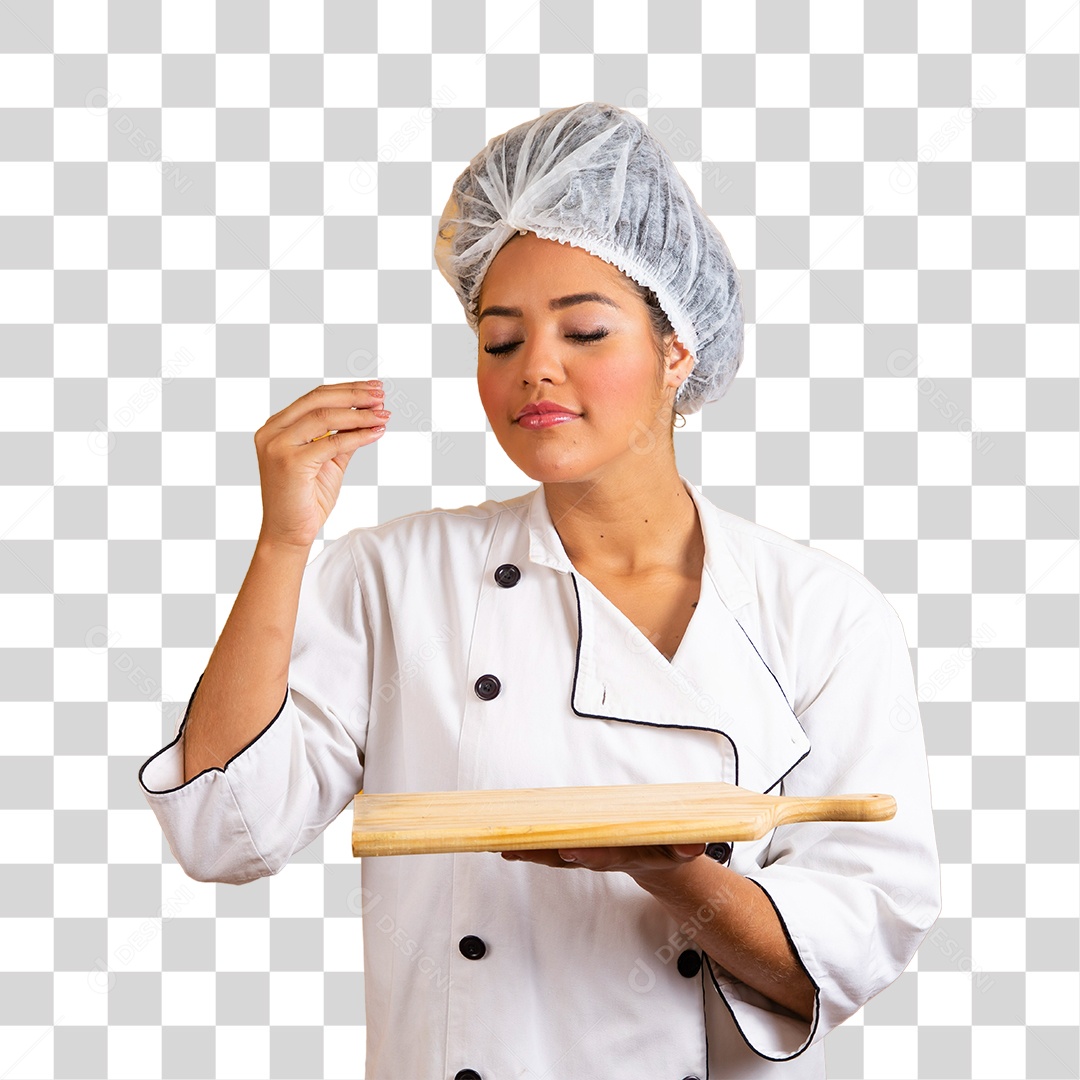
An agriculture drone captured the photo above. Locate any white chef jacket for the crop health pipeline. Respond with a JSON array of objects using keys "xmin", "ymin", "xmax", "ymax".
[{"xmin": 139, "ymin": 474, "xmax": 942, "ymax": 1080}]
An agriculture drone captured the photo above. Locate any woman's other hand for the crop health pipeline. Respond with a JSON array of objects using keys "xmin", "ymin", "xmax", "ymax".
[{"xmin": 501, "ymin": 843, "xmax": 706, "ymax": 882}]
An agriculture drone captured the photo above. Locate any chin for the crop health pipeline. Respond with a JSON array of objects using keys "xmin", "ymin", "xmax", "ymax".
[
  {"xmin": 517, "ymin": 464, "xmax": 590, "ymax": 485},
  {"xmin": 491, "ymin": 416, "xmax": 622, "ymax": 481},
  {"xmin": 500, "ymin": 438, "xmax": 603, "ymax": 485}
]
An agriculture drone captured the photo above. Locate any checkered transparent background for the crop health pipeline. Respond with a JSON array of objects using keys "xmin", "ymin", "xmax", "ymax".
[{"xmin": 1, "ymin": 1, "xmax": 1078, "ymax": 1077}]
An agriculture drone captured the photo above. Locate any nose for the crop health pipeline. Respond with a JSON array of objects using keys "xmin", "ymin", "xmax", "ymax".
[{"xmin": 515, "ymin": 328, "xmax": 567, "ymax": 387}]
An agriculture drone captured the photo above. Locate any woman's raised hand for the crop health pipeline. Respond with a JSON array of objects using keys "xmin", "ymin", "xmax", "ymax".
[{"xmin": 254, "ymin": 380, "xmax": 391, "ymax": 551}]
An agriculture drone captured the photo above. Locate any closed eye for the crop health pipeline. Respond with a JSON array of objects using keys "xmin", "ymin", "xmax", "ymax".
[{"xmin": 483, "ymin": 330, "xmax": 609, "ymax": 356}]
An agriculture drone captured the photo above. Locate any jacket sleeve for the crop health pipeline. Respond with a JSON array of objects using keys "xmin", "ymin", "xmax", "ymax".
[
  {"xmin": 707, "ymin": 607, "xmax": 943, "ymax": 1060},
  {"xmin": 137, "ymin": 531, "xmax": 373, "ymax": 885}
]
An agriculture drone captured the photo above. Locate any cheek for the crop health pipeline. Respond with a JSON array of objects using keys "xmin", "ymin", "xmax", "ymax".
[
  {"xmin": 582, "ymin": 354, "xmax": 655, "ymax": 415},
  {"xmin": 475, "ymin": 368, "xmax": 504, "ymax": 410}
]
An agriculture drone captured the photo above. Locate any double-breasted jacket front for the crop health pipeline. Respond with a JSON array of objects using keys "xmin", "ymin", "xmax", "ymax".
[{"xmin": 140, "ymin": 474, "xmax": 942, "ymax": 1079}]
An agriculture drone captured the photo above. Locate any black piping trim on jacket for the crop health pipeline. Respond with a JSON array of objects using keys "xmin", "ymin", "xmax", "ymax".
[
  {"xmin": 703, "ymin": 876, "xmax": 821, "ymax": 1062},
  {"xmin": 567, "ymin": 572, "xmax": 810, "ymax": 796},
  {"xmin": 137, "ymin": 669, "xmax": 291, "ymax": 795},
  {"xmin": 729, "ymin": 608, "xmax": 802, "ymax": 722},
  {"xmin": 724, "ymin": 604, "xmax": 814, "ymax": 793},
  {"xmin": 758, "ymin": 743, "xmax": 811, "ymax": 797}
]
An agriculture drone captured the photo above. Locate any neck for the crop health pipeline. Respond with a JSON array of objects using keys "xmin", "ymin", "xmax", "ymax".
[{"xmin": 542, "ymin": 460, "xmax": 702, "ymax": 578}]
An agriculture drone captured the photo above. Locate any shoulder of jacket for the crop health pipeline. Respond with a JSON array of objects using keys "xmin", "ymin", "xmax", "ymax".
[
  {"xmin": 337, "ymin": 492, "xmax": 532, "ymax": 560},
  {"xmin": 705, "ymin": 500, "xmax": 899, "ymax": 633}
]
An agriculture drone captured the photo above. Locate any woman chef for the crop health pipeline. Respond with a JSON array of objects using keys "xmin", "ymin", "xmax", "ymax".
[{"xmin": 140, "ymin": 103, "xmax": 942, "ymax": 1079}]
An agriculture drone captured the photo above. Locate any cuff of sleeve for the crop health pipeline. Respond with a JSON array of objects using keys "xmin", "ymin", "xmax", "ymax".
[
  {"xmin": 140, "ymin": 671, "xmax": 291, "ymax": 794},
  {"xmin": 706, "ymin": 877, "xmax": 821, "ymax": 1061},
  {"xmin": 138, "ymin": 674, "xmax": 293, "ymax": 884}
]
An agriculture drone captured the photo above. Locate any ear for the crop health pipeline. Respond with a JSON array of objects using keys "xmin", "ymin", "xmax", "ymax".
[{"xmin": 663, "ymin": 334, "xmax": 696, "ymax": 388}]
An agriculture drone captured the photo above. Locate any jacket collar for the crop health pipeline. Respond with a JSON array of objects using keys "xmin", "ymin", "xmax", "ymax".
[{"xmin": 520, "ymin": 474, "xmax": 809, "ymax": 793}]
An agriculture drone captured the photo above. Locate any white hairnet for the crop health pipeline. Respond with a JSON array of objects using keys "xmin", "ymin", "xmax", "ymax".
[{"xmin": 433, "ymin": 101, "xmax": 744, "ymax": 415}]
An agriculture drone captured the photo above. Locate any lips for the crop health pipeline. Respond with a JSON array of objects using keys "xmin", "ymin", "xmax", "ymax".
[{"xmin": 515, "ymin": 400, "xmax": 580, "ymax": 421}]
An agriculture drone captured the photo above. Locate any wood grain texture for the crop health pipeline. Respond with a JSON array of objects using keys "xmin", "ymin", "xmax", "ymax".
[{"xmin": 351, "ymin": 781, "xmax": 896, "ymax": 857}]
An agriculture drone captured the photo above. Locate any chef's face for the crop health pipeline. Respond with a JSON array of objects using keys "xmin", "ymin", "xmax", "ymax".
[{"xmin": 475, "ymin": 231, "xmax": 691, "ymax": 483}]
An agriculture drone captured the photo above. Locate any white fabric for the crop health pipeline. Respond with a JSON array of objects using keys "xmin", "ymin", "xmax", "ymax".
[
  {"xmin": 433, "ymin": 101, "xmax": 745, "ymax": 415},
  {"xmin": 139, "ymin": 476, "xmax": 942, "ymax": 1079}
]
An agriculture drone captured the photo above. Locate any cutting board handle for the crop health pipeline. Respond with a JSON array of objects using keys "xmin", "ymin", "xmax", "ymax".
[{"xmin": 771, "ymin": 792, "xmax": 896, "ymax": 827}]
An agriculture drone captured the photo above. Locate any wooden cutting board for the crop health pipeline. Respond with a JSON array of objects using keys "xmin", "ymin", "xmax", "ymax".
[{"xmin": 351, "ymin": 781, "xmax": 896, "ymax": 857}]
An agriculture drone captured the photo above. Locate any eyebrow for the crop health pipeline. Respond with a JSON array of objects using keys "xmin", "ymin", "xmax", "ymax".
[{"xmin": 477, "ymin": 292, "xmax": 622, "ymax": 323}]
